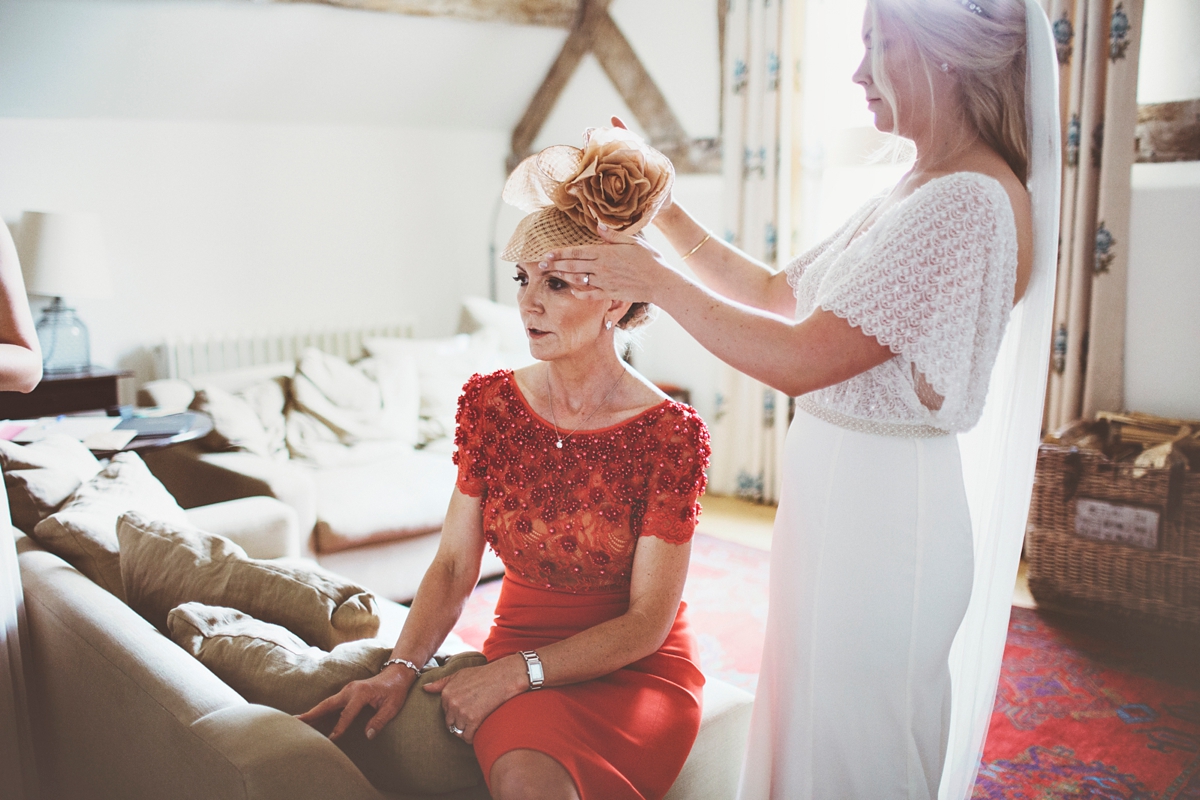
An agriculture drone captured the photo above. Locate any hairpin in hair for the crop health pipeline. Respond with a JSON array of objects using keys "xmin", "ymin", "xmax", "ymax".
[{"xmin": 955, "ymin": 0, "xmax": 989, "ymax": 18}]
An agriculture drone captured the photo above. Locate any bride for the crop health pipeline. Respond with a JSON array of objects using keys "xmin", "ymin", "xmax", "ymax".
[{"xmin": 540, "ymin": 0, "xmax": 1061, "ymax": 796}]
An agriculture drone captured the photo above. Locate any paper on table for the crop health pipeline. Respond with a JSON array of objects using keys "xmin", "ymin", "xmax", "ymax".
[
  {"xmin": 82, "ymin": 429, "xmax": 138, "ymax": 451},
  {"xmin": 12, "ymin": 416, "xmax": 121, "ymax": 443}
]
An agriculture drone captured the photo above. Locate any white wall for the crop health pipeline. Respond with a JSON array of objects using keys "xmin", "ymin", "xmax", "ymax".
[
  {"xmin": 1138, "ymin": 0, "xmax": 1200, "ymax": 104},
  {"xmin": 1125, "ymin": 163, "xmax": 1200, "ymax": 419},
  {"xmin": 0, "ymin": 119, "xmax": 507, "ymax": 391},
  {"xmin": 1124, "ymin": 0, "xmax": 1200, "ymax": 418},
  {"xmin": 0, "ymin": 0, "xmax": 724, "ymax": 413}
]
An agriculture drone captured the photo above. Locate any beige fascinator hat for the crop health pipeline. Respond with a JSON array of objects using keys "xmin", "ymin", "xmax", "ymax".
[{"xmin": 501, "ymin": 127, "xmax": 675, "ymax": 263}]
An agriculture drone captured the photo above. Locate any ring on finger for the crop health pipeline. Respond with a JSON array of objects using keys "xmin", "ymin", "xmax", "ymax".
[
  {"xmin": 448, "ymin": 724, "xmax": 464, "ymax": 736},
  {"xmin": 582, "ymin": 274, "xmax": 590, "ymax": 285}
]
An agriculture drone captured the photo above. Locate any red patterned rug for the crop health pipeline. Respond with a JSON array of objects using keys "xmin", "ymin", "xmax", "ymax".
[
  {"xmin": 451, "ymin": 534, "xmax": 1200, "ymax": 797},
  {"xmin": 975, "ymin": 607, "xmax": 1200, "ymax": 799}
]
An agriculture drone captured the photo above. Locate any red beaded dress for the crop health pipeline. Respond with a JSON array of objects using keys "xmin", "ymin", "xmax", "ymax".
[{"xmin": 452, "ymin": 370, "xmax": 710, "ymax": 800}]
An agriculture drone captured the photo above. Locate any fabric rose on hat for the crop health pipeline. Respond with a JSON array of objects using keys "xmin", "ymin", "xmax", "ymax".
[
  {"xmin": 552, "ymin": 128, "xmax": 674, "ymax": 237},
  {"xmin": 499, "ymin": 126, "xmax": 675, "ymax": 263}
]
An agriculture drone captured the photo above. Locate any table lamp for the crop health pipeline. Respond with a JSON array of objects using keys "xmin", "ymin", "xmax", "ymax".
[{"xmin": 15, "ymin": 211, "xmax": 113, "ymax": 374}]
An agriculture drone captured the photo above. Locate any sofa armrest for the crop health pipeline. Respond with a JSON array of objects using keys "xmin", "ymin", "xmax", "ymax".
[
  {"xmin": 664, "ymin": 678, "xmax": 754, "ymax": 800},
  {"xmin": 144, "ymin": 443, "xmax": 317, "ymax": 550},
  {"xmin": 185, "ymin": 496, "xmax": 302, "ymax": 559},
  {"xmin": 190, "ymin": 705, "xmax": 385, "ymax": 800}
]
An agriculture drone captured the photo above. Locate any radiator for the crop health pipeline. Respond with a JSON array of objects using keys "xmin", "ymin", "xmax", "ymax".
[{"xmin": 155, "ymin": 322, "xmax": 414, "ymax": 380}]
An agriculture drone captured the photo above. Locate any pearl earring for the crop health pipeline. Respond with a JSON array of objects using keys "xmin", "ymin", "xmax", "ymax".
[
  {"xmin": 605, "ymin": 320, "xmax": 613, "ymax": 331},
  {"xmin": 940, "ymin": 62, "xmax": 950, "ymax": 72}
]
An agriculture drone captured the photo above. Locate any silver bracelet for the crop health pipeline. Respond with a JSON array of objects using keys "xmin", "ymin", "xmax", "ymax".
[{"xmin": 380, "ymin": 657, "xmax": 422, "ymax": 677}]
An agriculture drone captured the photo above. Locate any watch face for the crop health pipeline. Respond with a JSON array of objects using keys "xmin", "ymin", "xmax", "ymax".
[{"xmin": 529, "ymin": 662, "xmax": 545, "ymax": 683}]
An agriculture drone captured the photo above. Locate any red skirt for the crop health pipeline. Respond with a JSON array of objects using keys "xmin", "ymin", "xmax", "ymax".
[{"xmin": 473, "ymin": 576, "xmax": 705, "ymax": 800}]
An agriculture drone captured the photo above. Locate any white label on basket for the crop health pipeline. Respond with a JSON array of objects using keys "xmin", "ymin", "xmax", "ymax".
[{"xmin": 1074, "ymin": 498, "xmax": 1160, "ymax": 549}]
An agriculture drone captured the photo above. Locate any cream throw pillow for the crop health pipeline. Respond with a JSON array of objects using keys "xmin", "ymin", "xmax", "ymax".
[
  {"xmin": 289, "ymin": 349, "xmax": 419, "ymax": 447},
  {"xmin": 167, "ymin": 602, "xmax": 485, "ymax": 795},
  {"xmin": 5, "ymin": 468, "xmax": 85, "ymax": 533},
  {"xmin": 364, "ymin": 332, "xmax": 506, "ymax": 443},
  {"xmin": 190, "ymin": 378, "xmax": 288, "ymax": 459},
  {"xmin": 31, "ymin": 452, "xmax": 188, "ymax": 600},
  {"xmin": 118, "ymin": 511, "xmax": 379, "ymax": 649},
  {"xmin": 0, "ymin": 435, "xmax": 104, "ymax": 531}
]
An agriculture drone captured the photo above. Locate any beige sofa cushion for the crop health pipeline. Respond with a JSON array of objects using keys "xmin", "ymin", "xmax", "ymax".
[
  {"xmin": 118, "ymin": 511, "xmax": 380, "ymax": 649},
  {"xmin": 457, "ymin": 296, "xmax": 537, "ymax": 369},
  {"xmin": 364, "ymin": 332, "xmax": 505, "ymax": 444},
  {"xmin": 0, "ymin": 435, "xmax": 103, "ymax": 531},
  {"xmin": 287, "ymin": 349, "xmax": 420, "ymax": 462},
  {"xmin": 312, "ymin": 449, "xmax": 457, "ymax": 553},
  {"xmin": 191, "ymin": 378, "xmax": 289, "ymax": 459},
  {"xmin": 31, "ymin": 452, "xmax": 188, "ymax": 599},
  {"xmin": 167, "ymin": 602, "xmax": 486, "ymax": 795}
]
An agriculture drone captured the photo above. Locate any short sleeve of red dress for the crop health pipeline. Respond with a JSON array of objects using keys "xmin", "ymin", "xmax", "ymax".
[
  {"xmin": 452, "ymin": 372, "xmax": 495, "ymax": 499},
  {"xmin": 639, "ymin": 407, "xmax": 710, "ymax": 545}
]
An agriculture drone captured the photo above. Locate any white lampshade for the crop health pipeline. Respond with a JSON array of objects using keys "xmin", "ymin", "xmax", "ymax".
[{"xmin": 16, "ymin": 211, "xmax": 113, "ymax": 300}]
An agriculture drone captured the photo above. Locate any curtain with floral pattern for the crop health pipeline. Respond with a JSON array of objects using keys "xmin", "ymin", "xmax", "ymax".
[
  {"xmin": 708, "ymin": 0, "xmax": 801, "ymax": 503},
  {"xmin": 1045, "ymin": 0, "xmax": 1144, "ymax": 431}
]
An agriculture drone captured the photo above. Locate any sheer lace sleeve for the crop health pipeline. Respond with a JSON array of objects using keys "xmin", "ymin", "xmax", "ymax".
[
  {"xmin": 816, "ymin": 174, "xmax": 1018, "ymax": 422},
  {"xmin": 784, "ymin": 204, "xmax": 873, "ymax": 293},
  {"xmin": 638, "ymin": 406, "xmax": 711, "ymax": 545},
  {"xmin": 453, "ymin": 371, "xmax": 504, "ymax": 498}
]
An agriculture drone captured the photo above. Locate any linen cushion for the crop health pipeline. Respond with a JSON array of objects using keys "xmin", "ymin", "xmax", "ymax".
[
  {"xmin": 365, "ymin": 332, "xmax": 505, "ymax": 443},
  {"xmin": 0, "ymin": 435, "xmax": 103, "ymax": 531},
  {"xmin": 458, "ymin": 296, "xmax": 534, "ymax": 360},
  {"xmin": 288, "ymin": 349, "xmax": 420, "ymax": 451},
  {"xmin": 31, "ymin": 452, "xmax": 187, "ymax": 599},
  {"xmin": 311, "ymin": 449, "xmax": 457, "ymax": 553},
  {"xmin": 166, "ymin": 602, "xmax": 485, "ymax": 795},
  {"xmin": 190, "ymin": 378, "xmax": 288, "ymax": 459},
  {"xmin": 118, "ymin": 511, "xmax": 379, "ymax": 649}
]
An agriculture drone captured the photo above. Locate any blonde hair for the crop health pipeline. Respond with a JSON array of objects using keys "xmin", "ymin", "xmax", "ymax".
[{"xmin": 867, "ymin": 0, "xmax": 1029, "ymax": 182}]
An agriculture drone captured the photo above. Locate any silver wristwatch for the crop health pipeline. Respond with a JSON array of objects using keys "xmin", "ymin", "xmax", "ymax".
[{"xmin": 519, "ymin": 650, "xmax": 544, "ymax": 690}]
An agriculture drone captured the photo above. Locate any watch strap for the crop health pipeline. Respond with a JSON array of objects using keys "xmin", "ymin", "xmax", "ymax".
[{"xmin": 519, "ymin": 650, "xmax": 545, "ymax": 690}]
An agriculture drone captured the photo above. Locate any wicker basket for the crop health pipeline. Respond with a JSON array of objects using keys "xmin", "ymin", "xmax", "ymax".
[{"xmin": 1026, "ymin": 412, "xmax": 1200, "ymax": 629}]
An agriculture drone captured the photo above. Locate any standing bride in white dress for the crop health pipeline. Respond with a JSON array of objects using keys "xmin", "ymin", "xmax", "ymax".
[{"xmin": 541, "ymin": 0, "xmax": 1060, "ymax": 797}]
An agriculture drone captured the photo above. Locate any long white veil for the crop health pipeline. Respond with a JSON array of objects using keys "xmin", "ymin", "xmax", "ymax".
[{"xmin": 939, "ymin": 1, "xmax": 1061, "ymax": 797}]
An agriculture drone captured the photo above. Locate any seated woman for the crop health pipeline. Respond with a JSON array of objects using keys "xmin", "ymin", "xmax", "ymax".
[{"xmin": 300, "ymin": 128, "xmax": 710, "ymax": 800}]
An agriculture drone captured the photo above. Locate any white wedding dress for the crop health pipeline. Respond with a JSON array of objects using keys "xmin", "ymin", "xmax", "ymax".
[{"xmin": 738, "ymin": 173, "xmax": 1020, "ymax": 800}]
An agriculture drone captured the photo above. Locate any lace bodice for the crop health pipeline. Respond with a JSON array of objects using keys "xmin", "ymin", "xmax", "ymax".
[
  {"xmin": 786, "ymin": 172, "xmax": 1019, "ymax": 433},
  {"xmin": 453, "ymin": 371, "xmax": 710, "ymax": 594}
]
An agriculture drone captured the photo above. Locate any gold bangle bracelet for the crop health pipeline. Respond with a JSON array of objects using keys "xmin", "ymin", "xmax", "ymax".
[{"xmin": 680, "ymin": 232, "xmax": 712, "ymax": 261}]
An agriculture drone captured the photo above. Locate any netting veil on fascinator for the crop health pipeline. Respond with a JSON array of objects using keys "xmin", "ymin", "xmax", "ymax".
[{"xmin": 501, "ymin": 127, "xmax": 675, "ymax": 263}]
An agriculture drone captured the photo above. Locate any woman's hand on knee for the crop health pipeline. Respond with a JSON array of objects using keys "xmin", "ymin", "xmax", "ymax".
[
  {"xmin": 423, "ymin": 656, "xmax": 527, "ymax": 745},
  {"xmin": 296, "ymin": 672, "xmax": 412, "ymax": 742}
]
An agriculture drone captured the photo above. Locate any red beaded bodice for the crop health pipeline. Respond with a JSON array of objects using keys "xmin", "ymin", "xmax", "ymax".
[{"xmin": 453, "ymin": 371, "xmax": 710, "ymax": 594}]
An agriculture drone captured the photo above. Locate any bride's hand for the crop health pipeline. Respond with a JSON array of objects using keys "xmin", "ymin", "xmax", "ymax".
[{"xmin": 539, "ymin": 223, "xmax": 678, "ymax": 304}]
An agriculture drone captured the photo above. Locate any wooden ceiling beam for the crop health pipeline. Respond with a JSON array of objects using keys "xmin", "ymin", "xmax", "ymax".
[
  {"xmin": 508, "ymin": 0, "xmax": 612, "ymax": 169},
  {"xmin": 508, "ymin": 0, "xmax": 720, "ymax": 174},
  {"xmin": 1136, "ymin": 99, "xmax": 1200, "ymax": 163},
  {"xmin": 273, "ymin": 0, "xmax": 722, "ymax": 174},
  {"xmin": 589, "ymin": 12, "xmax": 687, "ymax": 150},
  {"xmin": 271, "ymin": 0, "xmax": 580, "ymax": 28}
]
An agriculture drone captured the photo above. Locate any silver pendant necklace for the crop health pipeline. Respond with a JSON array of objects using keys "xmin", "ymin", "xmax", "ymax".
[{"xmin": 546, "ymin": 366, "xmax": 626, "ymax": 449}]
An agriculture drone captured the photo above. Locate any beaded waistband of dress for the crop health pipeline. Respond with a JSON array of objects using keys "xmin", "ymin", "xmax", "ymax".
[{"xmin": 795, "ymin": 395, "xmax": 951, "ymax": 439}]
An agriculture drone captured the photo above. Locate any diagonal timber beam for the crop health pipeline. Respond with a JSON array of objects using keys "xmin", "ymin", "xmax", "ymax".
[
  {"xmin": 508, "ymin": 0, "xmax": 720, "ymax": 174},
  {"xmin": 272, "ymin": 0, "xmax": 722, "ymax": 174},
  {"xmin": 509, "ymin": 0, "xmax": 614, "ymax": 170},
  {"xmin": 271, "ymin": 0, "xmax": 580, "ymax": 28}
]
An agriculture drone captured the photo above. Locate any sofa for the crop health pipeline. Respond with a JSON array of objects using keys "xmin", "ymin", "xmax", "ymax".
[
  {"xmin": 138, "ymin": 294, "xmax": 711, "ymax": 602},
  {"xmin": 138, "ymin": 299, "xmax": 533, "ymax": 602},
  {"xmin": 12, "ymin": 493, "xmax": 755, "ymax": 800}
]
